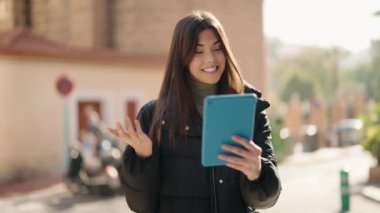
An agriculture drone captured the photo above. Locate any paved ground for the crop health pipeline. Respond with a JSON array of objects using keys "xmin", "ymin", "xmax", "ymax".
[
  {"xmin": 0, "ymin": 145, "xmax": 379, "ymax": 213},
  {"xmin": 0, "ymin": 183, "xmax": 130, "ymax": 213},
  {"xmin": 261, "ymin": 145, "xmax": 380, "ymax": 213}
]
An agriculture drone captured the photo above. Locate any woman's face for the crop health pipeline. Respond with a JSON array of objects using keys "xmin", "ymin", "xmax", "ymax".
[{"xmin": 188, "ymin": 29, "xmax": 226, "ymax": 84}]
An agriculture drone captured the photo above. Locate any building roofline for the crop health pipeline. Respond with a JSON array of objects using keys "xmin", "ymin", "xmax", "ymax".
[{"xmin": 0, "ymin": 28, "xmax": 166, "ymax": 68}]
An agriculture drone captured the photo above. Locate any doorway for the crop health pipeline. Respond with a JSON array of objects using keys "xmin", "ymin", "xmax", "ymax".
[{"xmin": 77, "ymin": 101, "xmax": 102, "ymax": 139}]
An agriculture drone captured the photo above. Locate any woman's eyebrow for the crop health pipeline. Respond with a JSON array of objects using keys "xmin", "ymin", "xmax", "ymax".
[{"xmin": 196, "ymin": 40, "xmax": 221, "ymax": 46}]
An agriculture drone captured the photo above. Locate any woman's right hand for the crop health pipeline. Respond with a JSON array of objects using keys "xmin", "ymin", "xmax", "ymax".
[{"xmin": 108, "ymin": 117, "xmax": 153, "ymax": 158}]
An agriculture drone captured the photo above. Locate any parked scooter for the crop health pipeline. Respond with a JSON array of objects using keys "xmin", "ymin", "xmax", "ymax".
[{"xmin": 65, "ymin": 134, "xmax": 123, "ymax": 196}]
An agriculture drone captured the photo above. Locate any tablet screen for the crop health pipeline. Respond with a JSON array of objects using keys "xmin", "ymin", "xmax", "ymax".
[{"xmin": 201, "ymin": 94, "xmax": 257, "ymax": 167}]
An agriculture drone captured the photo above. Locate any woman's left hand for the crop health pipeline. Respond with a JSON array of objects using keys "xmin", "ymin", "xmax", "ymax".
[{"xmin": 218, "ymin": 135, "xmax": 262, "ymax": 181}]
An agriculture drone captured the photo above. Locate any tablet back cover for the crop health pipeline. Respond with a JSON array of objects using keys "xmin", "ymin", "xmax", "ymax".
[{"xmin": 201, "ymin": 94, "xmax": 257, "ymax": 167}]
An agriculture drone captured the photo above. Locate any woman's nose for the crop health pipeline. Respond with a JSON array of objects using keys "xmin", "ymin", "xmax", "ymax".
[{"xmin": 204, "ymin": 51, "xmax": 216, "ymax": 63}]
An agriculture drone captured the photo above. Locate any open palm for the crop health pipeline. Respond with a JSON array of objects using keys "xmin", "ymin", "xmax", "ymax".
[{"xmin": 109, "ymin": 117, "xmax": 153, "ymax": 158}]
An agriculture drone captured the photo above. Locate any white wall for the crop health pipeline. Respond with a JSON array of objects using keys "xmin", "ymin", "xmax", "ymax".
[{"xmin": 0, "ymin": 56, "xmax": 164, "ymax": 181}]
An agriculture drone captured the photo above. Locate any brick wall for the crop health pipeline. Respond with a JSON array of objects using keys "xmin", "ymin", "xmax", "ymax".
[
  {"xmin": 112, "ymin": 0, "xmax": 266, "ymax": 91},
  {"xmin": 2, "ymin": 0, "xmax": 267, "ymax": 92}
]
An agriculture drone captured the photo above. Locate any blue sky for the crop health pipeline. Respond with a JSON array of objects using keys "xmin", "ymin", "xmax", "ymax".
[{"xmin": 264, "ymin": 0, "xmax": 380, "ymax": 53}]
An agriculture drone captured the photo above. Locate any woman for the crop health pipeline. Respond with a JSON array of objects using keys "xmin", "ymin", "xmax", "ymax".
[{"xmin": 109, "ymin": 10, "xmax": 281, "ymax": 213}]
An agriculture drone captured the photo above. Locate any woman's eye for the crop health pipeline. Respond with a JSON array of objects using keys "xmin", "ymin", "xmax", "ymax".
[
  {"xmin": 195, "ymin": 51, "xmax": 203, "ymax": 54},
  {"xmin": 213, "ymin": 48, "xmax": 222, "ymax": 51}
]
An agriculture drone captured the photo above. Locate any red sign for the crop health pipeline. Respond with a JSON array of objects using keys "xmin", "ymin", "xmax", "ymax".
[{"xmin": 56, "ymin": 75, "xmax": 74, "ymax": 96}]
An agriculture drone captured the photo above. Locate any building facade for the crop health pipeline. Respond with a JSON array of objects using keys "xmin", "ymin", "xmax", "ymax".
[
  {"xmin": 0, "ymin": 0, "xmax": 266, "ymax": 181},
  {"xmin": 1, "ymin": 0, "xmax": 266, "ymax": 91}
]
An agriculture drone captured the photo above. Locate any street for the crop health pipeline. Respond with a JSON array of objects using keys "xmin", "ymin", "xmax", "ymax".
[
  {"xmin": 0, "ymin": 183, "xmax": 130, "ymax": 213},
  {"xmin": 1, "ymin": 145, "xmax": 379, "ymax": 213},
  {"xmin": 262, "ymin": 145, "xmax": 380, "ymax": 213}
]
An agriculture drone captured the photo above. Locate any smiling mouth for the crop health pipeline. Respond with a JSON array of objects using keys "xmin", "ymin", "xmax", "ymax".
[{"xmin": 202, "ymin": 66, "xmax": 218, "ymax": 73}]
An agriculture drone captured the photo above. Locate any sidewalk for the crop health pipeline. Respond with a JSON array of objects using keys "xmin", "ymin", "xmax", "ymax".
[
  {"xmin": 291, "ymin": 145, "xmax": 380, "ymax": 204},
  {"xmin": 361, "ymin": 184, "xmax": 380, "ymax": 203},
  {"xmin": 0, "ymin": 176, "xmax": 62, "ymax": 198},
  {"xmin": 1, "ymin": 146, "xmax": 380, "ymax": 212},
  {"xmin": 263, "ymin": 145, "xmax": 380, "ymax": 212}
]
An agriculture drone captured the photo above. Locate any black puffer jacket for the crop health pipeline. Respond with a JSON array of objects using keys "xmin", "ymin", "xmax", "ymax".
[{"xmin": 120, "ymin": 85, "xmax": 281, "ymax": 213}]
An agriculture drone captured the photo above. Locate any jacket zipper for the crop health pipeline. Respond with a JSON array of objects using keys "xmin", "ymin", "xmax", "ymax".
[{"xmin": 211, "ymin": 167, "xmax": 218, "ymax": 213}]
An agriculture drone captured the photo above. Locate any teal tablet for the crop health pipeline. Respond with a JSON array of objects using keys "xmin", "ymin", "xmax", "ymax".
[{"xmin": 201, "ymin": 94, "xmax": 257, "ymax": 167}]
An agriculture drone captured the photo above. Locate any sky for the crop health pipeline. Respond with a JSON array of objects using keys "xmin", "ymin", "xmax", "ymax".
[{"xmin": 263, "ymin": 0, "xmax": 380, "ymax": 53}]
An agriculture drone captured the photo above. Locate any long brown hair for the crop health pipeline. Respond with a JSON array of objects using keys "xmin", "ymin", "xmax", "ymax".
[{"xmin": 149, "ymin": 10, "xmax": 244, "ymax": 145}]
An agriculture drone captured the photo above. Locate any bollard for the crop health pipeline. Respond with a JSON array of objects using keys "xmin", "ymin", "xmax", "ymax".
[{"xmin": 340, "ymin": 168, "xmax": 350, "ymax": 212}]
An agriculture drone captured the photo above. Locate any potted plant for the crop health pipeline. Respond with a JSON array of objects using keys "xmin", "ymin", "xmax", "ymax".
[{"xmin": 361, "ymin": 102, "xmax": 380, "ymax": 181}]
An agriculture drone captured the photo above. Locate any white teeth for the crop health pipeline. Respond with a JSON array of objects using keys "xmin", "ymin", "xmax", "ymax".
[{"xmin": 203, "ymin": 66, "xmax": 217, "ymax": 73}]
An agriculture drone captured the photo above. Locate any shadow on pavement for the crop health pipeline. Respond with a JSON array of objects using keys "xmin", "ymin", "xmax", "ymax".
[
  {"xmin": 0, "ymin": 177, "xmax": 62, "ymax": 198},
  {"xmin": 46, "ymin": 193, "xmax": 122, "ymax": 211}
]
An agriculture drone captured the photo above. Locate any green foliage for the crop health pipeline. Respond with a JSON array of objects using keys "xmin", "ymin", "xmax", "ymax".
[
  {"xmin": 361, "ymin": 103, "xmax": 380, "ymax": 165},
  {"xmin": 280, "ymin": 75, "xmax": 315, "ymax": 101},
  {"xmin": 269, "ymin": 116, "xmax": 290, "ymax": 162},
  {"xmin": 346, "ymin": 40, "xmax": 380, "ymax": 102},
  {"xmin": 268, "ymin": 37, "xmax": 380, "ymax": 105},
  {"xmin": 270, "ymin": 46, "xmax": 349, "ymax": 104},
  {"xmin": 369, "ymin": 40, "xmax": 380, "ymax": 101}
]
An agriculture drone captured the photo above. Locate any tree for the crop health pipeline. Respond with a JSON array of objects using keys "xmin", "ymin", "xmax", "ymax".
[
  {"xmin": 280, "ymin": 75, "xmax": 315, "ymax": 101},
  {"xmin": 270, "ymin": 45, "xmax": 349, "ymax": 105},
  {"xmin": 346, "ymin": 40, "xmax": 380, "ymax": 102},
  {"xmin": 361, "ymin": 103, "xmax": 380, "ymax": 166},
  {"xmin": 369, "ymin": 40, "xmax": 380, "ymax": 101}
]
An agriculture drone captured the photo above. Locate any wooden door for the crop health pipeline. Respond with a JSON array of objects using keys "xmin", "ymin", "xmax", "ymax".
[
  {"xmin": 77, "ymin": 101, "xmax": 102, "ymax": 139},
  {"xmin": 126, "ymin": 100, "xmax": 137, "ymax": 120}
]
